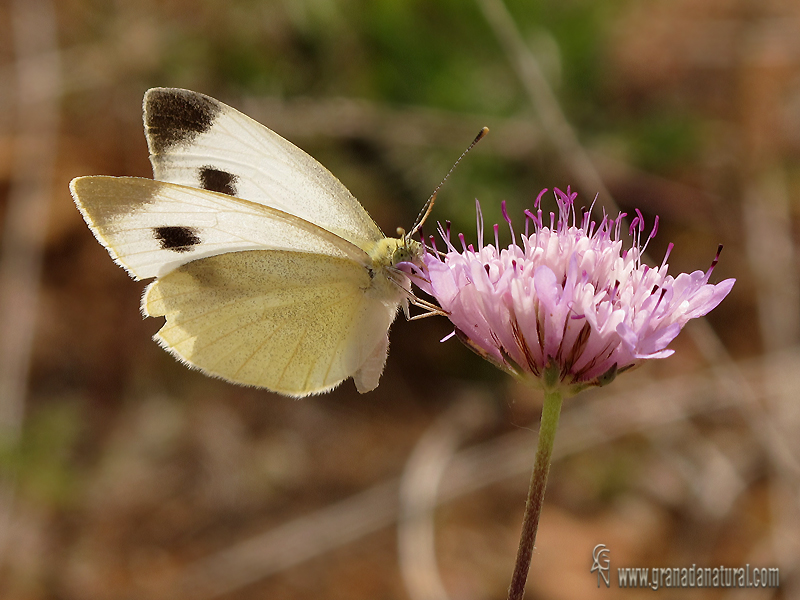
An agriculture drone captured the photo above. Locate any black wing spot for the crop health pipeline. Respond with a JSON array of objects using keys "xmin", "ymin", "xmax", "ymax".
[
  {"xmin": 154, "ymin": 226, "xmax": 202, "ymax": 253},
  {"xmin": 199, "ymin": 166, "xmax": 238, "ymax": 196},
  {"xmin": 144, "ymin": 88, "xmax": 221, "ymax": 154}
]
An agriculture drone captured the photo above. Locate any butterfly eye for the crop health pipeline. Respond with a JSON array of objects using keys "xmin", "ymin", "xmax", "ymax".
[
  {"xmin": 392, "ymin": 246, "xmax": 412, "ymax": 264},
  {"xmin": 390, "ymin": 239, "xmax": 422, "ymax": 266}
]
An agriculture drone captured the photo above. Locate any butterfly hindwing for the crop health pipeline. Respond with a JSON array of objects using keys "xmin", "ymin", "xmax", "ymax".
[
  {"xmin": 70, "ymin": 176, "xmax": 370, "ymax": 280},
  {"xmin": 144, "ymin": 250, "xmax": 398, "ymax": 396},
  {"xmin": 144, "ymin": 87, "xmax": 384, "ymax": 251}
]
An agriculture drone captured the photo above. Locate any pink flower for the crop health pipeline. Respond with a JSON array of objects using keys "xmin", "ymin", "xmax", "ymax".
[{"xmin": 417, "ymin": 187, "xmax": 735, "ymax": 395}]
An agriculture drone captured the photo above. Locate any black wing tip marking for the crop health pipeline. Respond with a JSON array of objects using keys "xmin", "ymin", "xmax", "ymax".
[
  {"xmin": 199, "ymin": 166, "xmax": 238, "ymax": 196},
  {"xmin": 154, "ymin": 225, "xmax": 202, "ymax": 253},
  {"xmin": 144, "ymin": 88, "xmax": 222, "ymax": 154}
]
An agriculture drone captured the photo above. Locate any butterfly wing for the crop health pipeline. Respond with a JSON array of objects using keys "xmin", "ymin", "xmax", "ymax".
[
  {"xmin": 70, "ymin": 176, "xmax": 371, "ymax": 280},
  {"xmin": 143, "ymin": 250, "xmax": 399, "ymax": 396},
  {"xmin": 71, "ymin": 176, "xmax": 403, "ymax": 395},
  {"xmin": 143, "ymin": 87, "xmax": 384, "ymax": 251}
]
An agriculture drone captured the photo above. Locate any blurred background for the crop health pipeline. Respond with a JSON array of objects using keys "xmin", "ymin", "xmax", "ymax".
[{"xmin": 0, "ymin": 0, "xmax": 795, "ymax": 598}]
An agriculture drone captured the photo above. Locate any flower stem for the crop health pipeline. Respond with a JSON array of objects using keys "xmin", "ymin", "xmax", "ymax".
[{"xmin": 507, "ymin": 388, "xmax": 563, "ymax": 600}]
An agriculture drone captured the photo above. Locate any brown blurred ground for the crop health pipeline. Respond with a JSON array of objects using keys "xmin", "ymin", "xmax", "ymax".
[{"xmin": 0, "ymin": 0, "xmax": 797, "ymax": 599}]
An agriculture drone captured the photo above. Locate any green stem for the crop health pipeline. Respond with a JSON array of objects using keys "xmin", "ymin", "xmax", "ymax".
[{"xmin": 507, "ymin": 388, "xmax": 563, "ymax": 600}]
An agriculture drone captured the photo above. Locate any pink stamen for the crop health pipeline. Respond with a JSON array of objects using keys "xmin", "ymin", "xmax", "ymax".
[
  {"xmin": 501, "ymin": 200, "xmax": 515, "ymax": 244},
  {"xmin": 534, "ymin": 188, "xmax": 548, "ymax": 209},
  {"xmin": 660, "ymin": 242, "xmax": 674, "ymax": 269},
  {"xmin": 440, "ymin": 330, "xmax": 456, "ymax": 343},
  {"xmin": 476, "ymin": 199, "xmax": 484, "ymax": 250}
]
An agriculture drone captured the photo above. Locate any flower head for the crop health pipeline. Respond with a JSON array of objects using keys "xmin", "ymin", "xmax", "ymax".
[{"xmin": 417, "ymin": 187, "xmax": 735, "ymax": 395}]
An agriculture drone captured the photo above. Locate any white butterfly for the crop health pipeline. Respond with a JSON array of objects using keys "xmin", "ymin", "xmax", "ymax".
[{"xmin": 71, "ymin": 88, "xmax": 427, "ymax": 397}]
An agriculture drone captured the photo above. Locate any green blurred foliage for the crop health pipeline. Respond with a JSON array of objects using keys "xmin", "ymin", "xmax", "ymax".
[
  {"xmin": 0, "ymin": 401, "xmax": 84, "ymax": 508},
  {"xmin": 625, "ymin": 113, "xmax": 701, "ymax": 174}
]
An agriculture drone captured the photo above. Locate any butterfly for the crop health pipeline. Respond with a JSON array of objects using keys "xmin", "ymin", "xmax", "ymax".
[{"xmin": 70, "ymin": 88, "xmax": 430, "ymax": 397}]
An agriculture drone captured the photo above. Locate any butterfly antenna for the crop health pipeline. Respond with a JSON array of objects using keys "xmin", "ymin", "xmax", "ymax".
[{"xmin": 408, "ymin": 126, "xmax": 489, "ymax": 239}]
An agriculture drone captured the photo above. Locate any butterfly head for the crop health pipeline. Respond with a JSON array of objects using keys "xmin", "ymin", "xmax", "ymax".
[
  {"xmin": 369, "ymin": 233, "xmax": 423, "ymax": 271},
  {"xmin": 392, "ymin": 236, "xmax": 423, "ymax": 266}
]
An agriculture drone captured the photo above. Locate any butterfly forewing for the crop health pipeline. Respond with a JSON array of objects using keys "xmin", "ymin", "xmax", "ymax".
[
  {"xmin": 144, "ymin": 250, "xmax": 399, "ymax": 396},
  {"xmin": 144, "ymin": 88, "xmax": 384, "ymax": 251},
  {"xmin": 71, "ymin": 176, "xmax": 370, "ymax": 280}
]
